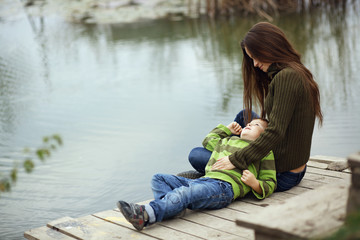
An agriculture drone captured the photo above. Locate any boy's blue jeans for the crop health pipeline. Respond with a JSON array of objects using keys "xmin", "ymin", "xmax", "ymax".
[{"xmin": 145, "ymin": 174, "xmax": 233, "ymax": 224}]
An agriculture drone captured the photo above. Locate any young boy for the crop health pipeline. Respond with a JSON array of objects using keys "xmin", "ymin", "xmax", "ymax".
[{"xmin": 117, "ymin": 118, "xmax": 276, "ymax": 231}]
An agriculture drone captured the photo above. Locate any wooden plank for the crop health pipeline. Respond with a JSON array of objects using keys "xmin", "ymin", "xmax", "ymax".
[
  {"xmin": 228, "ymin": 200, "xmax": 268, "ymax": 213},
  {"xmin": 268, "ymin": 191, "xmax": 301, "ymax": 201},
  {"xmin": 297, "ymin": 178, "xmax": 326, "ymax": 189},
  {"xmin": 309, "ymin": 155, "xmax": 347, "ymax": 164},
  {"xmin": 112, "ymin": 204, "xmax": 251, "ymax": 239},
  {"xmin": 47, "ymin": 216, "xmax": 156, "ymax": 240},
  {"xmin": 348, "ymin": 152, "xmax": 360, "ymax": 167},
  {"xmin": 202, "ymin": 207, "xmax": 251, "ymax": 223},
  {"xmin": 304, "ymin": 171, "xmax": 350, "ymax": 184},
  {"xmin": 308, "ymin": 157, "xmax": 349, "ymax": 172},
  {"xmin": 24, "ymin": 225, "xmax": 76, "ymax": 240},
  {"xmin": 240, "ymin": 193, "xmax": 286, "ymax": 207},
  {"xmin": 233, "ymin": 188, "xmax": 314, "ymax": 208},
  {"xmin": 306, "ymin": 166, "xmax": 351, "ymax": 179},
  {"xmin": 287, "ymin": 171, "xmax": 350, "ymax": 193},
  {"xmin": 236, "ymin": 182, "xmax": 349, "ymax": 239},
  {"xmin": 282, "ymin": 184, "xmax": 310, "ymax": 195},
  {"xmin": 115, "ymin": 198, "xmax": 257, "ymax": 239},
  {"xmin": 181, "ymin": 209, "xmax": 253, "ymax": 239},
  {"xmin": 158, "ymin": 215, "xmax": 245, "ymax": 240},
  {"xmin": 94, "ymin": 209, "xmax": 202, "ymax": 239},
  {"xmin": 307, "ymin": 160, "xmax": 328, "ymax": 169}
]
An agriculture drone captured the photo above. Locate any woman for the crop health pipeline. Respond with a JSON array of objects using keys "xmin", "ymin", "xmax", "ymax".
[{"xmin": 188, "ymin": 22, "xmax": 323, "ymax": 191}]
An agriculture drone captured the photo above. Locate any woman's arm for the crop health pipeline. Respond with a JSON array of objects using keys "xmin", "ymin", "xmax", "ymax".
[{"xmin": 229, "ymin": 69, "xmax": 303, "ymax": 170}]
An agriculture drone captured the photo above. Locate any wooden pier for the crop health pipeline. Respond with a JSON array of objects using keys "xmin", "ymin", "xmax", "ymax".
[{"xmin": 24, "ymin": 155, "xmax": 353, "ymax": 240}]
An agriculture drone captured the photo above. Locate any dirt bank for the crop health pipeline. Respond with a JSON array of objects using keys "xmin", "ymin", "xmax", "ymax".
[{"xmin": 1, "ymin": 0, "xmax": 200, "ymax": 24}]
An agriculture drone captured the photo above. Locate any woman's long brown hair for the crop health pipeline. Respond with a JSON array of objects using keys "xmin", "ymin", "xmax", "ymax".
[{"xmin": 240, "ymin": 22, "xmax": 323, "ymax": 125}]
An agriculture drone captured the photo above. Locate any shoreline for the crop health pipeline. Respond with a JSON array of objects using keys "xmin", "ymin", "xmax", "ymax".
[{"xmin": 2, "ymin": 0, "xmax": 201, "ymax": 24}]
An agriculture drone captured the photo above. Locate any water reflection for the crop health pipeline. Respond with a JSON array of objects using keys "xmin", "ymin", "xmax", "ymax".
[{"xmin": 0, "ymin": 2, "xmax": 360, "ymax": 239}]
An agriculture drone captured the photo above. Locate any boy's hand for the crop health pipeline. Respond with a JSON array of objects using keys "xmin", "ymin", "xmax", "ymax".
[
  {"xmin": 241, "ymin": 170, "xmax": 262, "ymax": 194},
  {"xmin": 227, "ymin": 122, "xmax": 242, "ymax": 135}
]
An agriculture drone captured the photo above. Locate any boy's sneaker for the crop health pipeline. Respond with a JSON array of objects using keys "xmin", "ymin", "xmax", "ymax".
[
  {"xmin": 176, "ymin": 170, "xmax": 204, "ymax": 179},
  {"xmin": 117, "ymin": 200, "xmax": 148, "ymax": 231}
]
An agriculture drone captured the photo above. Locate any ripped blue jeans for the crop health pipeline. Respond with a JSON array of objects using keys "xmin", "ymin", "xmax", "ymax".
[{"xmin": 145, "ymin": 174, "xmax": 233, "ymax": 223}]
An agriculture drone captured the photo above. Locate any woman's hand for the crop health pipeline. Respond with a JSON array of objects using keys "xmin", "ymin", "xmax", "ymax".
[{"xmin": 211, "ymin": 156, "xmax": 236, "ymax": 170}]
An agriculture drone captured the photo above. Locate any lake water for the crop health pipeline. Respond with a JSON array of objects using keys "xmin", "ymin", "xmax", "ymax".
[{"xmin": 1, "ymin": 2, "xmax": 360, "ymax": 239}]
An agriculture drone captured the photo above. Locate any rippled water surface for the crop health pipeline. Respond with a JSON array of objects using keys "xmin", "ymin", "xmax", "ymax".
[{"xmin": 1, "ymin": 3, "xmax": 360, "ymax": 239}]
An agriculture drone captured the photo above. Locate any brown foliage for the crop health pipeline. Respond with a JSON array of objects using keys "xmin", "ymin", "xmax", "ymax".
[{"xmin": 190, "ymin": 0, "xmax": 343, "ymax": 21}]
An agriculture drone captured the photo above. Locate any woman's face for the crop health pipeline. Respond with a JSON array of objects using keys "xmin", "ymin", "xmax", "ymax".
[{"xmin": 245, "ymin": 47, "xmax": 271, "ymax": 72}]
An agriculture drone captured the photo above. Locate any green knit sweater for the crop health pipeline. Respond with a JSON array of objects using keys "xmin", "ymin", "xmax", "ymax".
[
  {"xmin": 229, "ymin": 64, "xmax": 316, "ymax": 173},
  {"xmin": 202, "ymin": 124, "xmax": 276, "ymax": 200}
]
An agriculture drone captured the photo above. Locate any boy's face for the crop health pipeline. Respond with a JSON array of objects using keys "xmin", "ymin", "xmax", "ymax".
[{"xmin": 240, "ymin": 119, "xmax": 267, "ymax": 141}]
